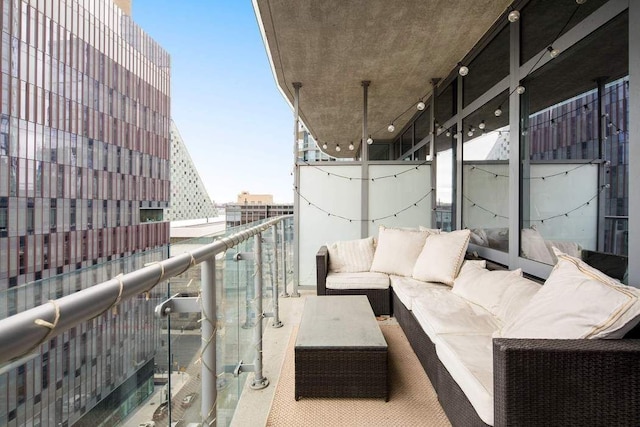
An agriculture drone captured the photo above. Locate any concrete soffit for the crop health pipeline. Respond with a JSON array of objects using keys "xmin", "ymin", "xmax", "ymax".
[{"xmin": 254, "ymin": 0, "xmax": 513, "ymax": 158}]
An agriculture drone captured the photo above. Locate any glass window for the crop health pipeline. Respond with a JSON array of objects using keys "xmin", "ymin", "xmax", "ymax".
[
  {"xmin": 520, "ymin": 12, "xmax": 628, "ymax": 264},
  {"xmin": 463, "ymin": 90, "xmax": 510, "ymax": 252},
  {"xmin": 463, "ymin": 26, "xmax": 509, "ymax": 107}
]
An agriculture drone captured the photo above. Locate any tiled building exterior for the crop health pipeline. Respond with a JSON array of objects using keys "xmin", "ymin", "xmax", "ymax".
[
  {"xmin": 0, "ymin": 0, "xmax": 170, "ymax": 425},
  {"xmin": 164, "ymin": 120, "xmax": 217, "ymax": 221}
]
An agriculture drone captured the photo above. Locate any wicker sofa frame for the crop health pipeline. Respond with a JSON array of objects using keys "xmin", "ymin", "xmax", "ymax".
[
  {"xmin": 393, "ymin": 290, "xmax": 640, "ymax": 426},
  {"xmin": 316, "ymin": 245, "xmax": 391, "ymax": 316}
]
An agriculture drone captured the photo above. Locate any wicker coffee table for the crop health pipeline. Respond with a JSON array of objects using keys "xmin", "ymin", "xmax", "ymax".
[{"xmin": 295, "ymin": 295, "xmax": 388, "ymax": 400}]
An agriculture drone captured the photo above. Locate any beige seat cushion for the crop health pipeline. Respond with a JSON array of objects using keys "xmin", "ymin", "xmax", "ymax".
[
  {"xmin": 325, "ymin": 271, "xmax": 390, "ymax": 290},
  {"xmin": 390, "ymin": 275, "xmax": 449, "ymax": 310},
  {"xmin": 499, "ymin": 249, "xmax": 640, "ymax": 339},
  {"xmin": 327, "ymin": 237, "xmax": 376, "ymax": 273},
  {"xmin": 435, "ymin": 334, "xmax": 495, "ymax": 426},
  {"xmin": 412, "ymin": 292, "xmax": 500, "ymax": 342}
]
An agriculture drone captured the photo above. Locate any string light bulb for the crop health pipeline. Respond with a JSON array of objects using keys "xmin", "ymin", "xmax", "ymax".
[
  {"xmin": 367, "ymin": 136, "xmax": 373, "ymax": 144},
  {"xmin": 516, "ymin": 85, "xmax": 526, "ymax": 95},
  {"xmin": 445, "ymin": 130, "xmax": 451, "ymax": 137},
  {"xmin": 458, "ymin": 63, "xmax": 469, "ymax": 76},
  {"xmin": 348, "ymin": 142, "xmax": 354, "ymax": 151},
  {"xmin": 417, "ymin": 101, "xmax": 426, "ymax": 111},
  {"xmin": 387, "ymin": 123, "xmax": 395, "ymax": 133},
  {"xmin": 576, "ymin": 0, "xmax": 586, "ymax": 4},
  {"xmin": 335, "ymin": 144, "xmax": 341, "ymax": 152},
  {"xmin": 494, "ymin": 106, "xmax": 503, "ymax": 117},
  {"xmin": 508, "ymin": 10, "xmax": 520, "ymax": 22},
  {"xmin": 467, "ymin": 128, "xmax": 474, "ymax": 137},
  {"xmin": 322, "ymin": 142, "xmax": 328, "ymax": 150},
  {"xmin": 478, "ymin": 120, "xmax": 486, "ymax": 130},
  {"xmin": 547, "ymin": 46, "xmax": 560, "ymax": 58}
]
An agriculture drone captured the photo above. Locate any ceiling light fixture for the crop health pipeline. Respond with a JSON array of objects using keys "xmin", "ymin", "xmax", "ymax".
[
  {"xmin": 458, "ymin": 63, "xmax": 469, "ymax": 76},
  {"xmin": 547, "ymin": 46, "xmax": 560, "ymax": 58}
]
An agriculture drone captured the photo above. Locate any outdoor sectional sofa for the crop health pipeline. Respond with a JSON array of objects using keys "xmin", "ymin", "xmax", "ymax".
[{"xmin": 316, "ymin": 226, "xmax": 640, "ymax": 426}]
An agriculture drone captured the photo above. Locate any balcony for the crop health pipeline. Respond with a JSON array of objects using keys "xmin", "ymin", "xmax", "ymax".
[{"xmin": 1, "ymin": 0, "xmax": 639, "ymax": 426}]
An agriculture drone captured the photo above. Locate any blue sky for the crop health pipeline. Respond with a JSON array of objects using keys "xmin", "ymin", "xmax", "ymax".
[{"xmin": 133, "ymin": 1, "xmax": 294, "ymax": 204}]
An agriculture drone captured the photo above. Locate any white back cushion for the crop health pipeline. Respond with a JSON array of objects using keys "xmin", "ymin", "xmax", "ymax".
[
  {"xmin": 453, "ymin": 262, "xmax": 523, "ymax": 317},
  {"xmin": 327, "ymin": 237, "xmax": 375, "ymax": 273},
  {"xmin": 500, "ymin": 249, "xmax": 640, "ymax": 339},
  {"xmin": 412, "ymin": 230, "xmax": 471, "ymax": 286},
  {"xmin": 369, "ymin": 226, "xmax": 433, "ymax": 277}
]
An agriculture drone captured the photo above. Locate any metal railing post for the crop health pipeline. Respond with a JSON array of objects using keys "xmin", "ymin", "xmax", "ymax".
[
  {"xmin": 272, "ymin": 224, "xmax": 283, "ymax": 328},
  {"xmin": 201, "ymin": 257, "xmax": 217, "ymax": 426},
  {"xmin": 280, "ymin": 221, "xmax": 290, "ymax": 298},
  {"xmin": 250, "ymin": 232, "xmax": 269, "ymax": 389}
]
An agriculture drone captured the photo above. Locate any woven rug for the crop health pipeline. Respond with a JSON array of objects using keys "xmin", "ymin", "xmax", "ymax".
[{"xmin": 266, "ymin": 324, "xmax": 451, "ymax": 426}]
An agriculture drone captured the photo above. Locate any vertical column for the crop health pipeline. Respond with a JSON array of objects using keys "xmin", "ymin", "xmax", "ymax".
[
  {"xmin": 201, "ymin": 257, "xmax": 217, "ymax": 426},
  {"xmin": 430, "ymin": 79, "xmax": 439, "ymax": 229},
  {"xmin": 250, "ymin": 232, "xmax": 269, "ymax": 389},
  {"xmin": 280, "ymin": 220, "xmax": 289, "ymax": 297},
  {"xmin": 361, "ymin": 81, "xmax": 370, "ymax": 237},
  {"xmin": 508, "ymin": 11, "xmax": 522, "ymax": 269},
  {"xmin": 629, "ymin": 1, "xmax": 639, "ymax": 285},
  {"xmin": 271, "ymin": 223, "xmax": 283, "ymax": 328},
  {"xmin": 292, "ymin": 82, "xmax": 301, "ymax": 297},
  {"xmin": 455, "ymin": 76, "xmax": 463, "ymax": 230},
  {"xmin": 596, "ymin": 78, "xmax": 607, "ymax": 252}
]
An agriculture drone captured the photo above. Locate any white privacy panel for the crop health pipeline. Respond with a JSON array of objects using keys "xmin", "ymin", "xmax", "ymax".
[
  {"xmin": 298, "ymin": 164, "xmax": 361, "ymax": 286},
  {"xmin": 463, "ymin": 162, "xmax": 509, "ymax": 229},
  {"xmin": 367, "ymin": 164, "xmax": 432, "ymax": 236},
  {"xmin": 527, "ymin": 162, "xmax": 599, "ymax": 250}
]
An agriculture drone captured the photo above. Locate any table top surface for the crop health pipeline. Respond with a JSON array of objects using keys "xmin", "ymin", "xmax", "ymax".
[{"xmin": 295, "ymin": 295, "xmax": 387, "ymax": 349}]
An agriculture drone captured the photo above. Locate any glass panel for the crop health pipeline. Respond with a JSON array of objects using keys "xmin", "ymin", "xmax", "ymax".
[
  {"xmin": 435, "ymin": 126, "xmax": 455, "ymax": 231},
  {"xmin": 463, "ymin": 90, "xmax": 510, "ymax": 252},
  {"xmin": 520, "ymin": 0, "xmax": 609, "ymax": 65},
  {"xmin": 520, "ymin": 12, "xmax": 628, "ymax": 265},
  {"xmin": 463, "ymin": 25, "xmax": 509, "ymax": 107}
]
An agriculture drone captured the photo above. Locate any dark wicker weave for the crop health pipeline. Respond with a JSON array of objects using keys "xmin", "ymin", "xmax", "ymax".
[
  {"xmin": 393, "ymin": 287, "xmax": 640, "ymax": 426},
  {"xmin": 392, "ymin": 291, "xmax": 440, "ymax": 389},
  {"xmin": 316, "ymin": 245, "xmax": 391, "ymax": 316},
  {"xmin": 295, "ymin": 348, "xmax": 388, "ymax": 401},
  {"xmin": 493, "ymin": 338, "xmax": 640, "ymax": 426}
]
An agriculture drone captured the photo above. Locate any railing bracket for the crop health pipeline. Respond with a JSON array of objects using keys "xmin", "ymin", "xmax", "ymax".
[{"xmin": 154, "ymin": 294, "xmax": 200, "ymax": 318}]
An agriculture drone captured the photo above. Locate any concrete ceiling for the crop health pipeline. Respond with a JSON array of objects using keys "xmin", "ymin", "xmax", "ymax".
[{"xmin": 254, "ymin": 0, "xmax": 513, "ymax": 158}]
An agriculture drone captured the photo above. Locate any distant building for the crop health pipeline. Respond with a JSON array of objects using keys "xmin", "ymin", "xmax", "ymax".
[
  {"xmin": 237, "ymin": 191, "xmax": 273, "ymax": 205},
  {"xmin": 226, "ymin": 194, "xmax": 293, "ymax": 227},
  {"xmin": 165, "ymin": 121, "xmax": 217, "ymax": 221}
]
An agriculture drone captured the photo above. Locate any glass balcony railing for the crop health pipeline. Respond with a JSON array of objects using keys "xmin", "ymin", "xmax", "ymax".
[{"xmin": 0, "ymin": 215, "xmax": 293, "ymax": 427}]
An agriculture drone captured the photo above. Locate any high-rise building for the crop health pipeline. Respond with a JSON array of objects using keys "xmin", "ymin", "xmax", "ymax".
[
  {"xmin": 0, "ymin": 0, "xmax": 171, "ymax": 425},
  {"xmin": 165, "ymin": 121, "xmax": 217, "ymax": 221}
]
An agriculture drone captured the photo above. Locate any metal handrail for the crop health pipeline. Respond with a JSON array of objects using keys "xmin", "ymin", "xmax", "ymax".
[{"xmin": 0, "ymin": 215, "xmax": 293, "ymax": 366}]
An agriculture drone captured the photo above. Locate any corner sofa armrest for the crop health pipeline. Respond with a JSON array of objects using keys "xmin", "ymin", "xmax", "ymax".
[
  {"xmin": 316, "ymin": 246, "xmax": 329, "ymax": 295},
  {"xmin": 493, "ymin": 338, "xmax": 640, "ymax": 426}
]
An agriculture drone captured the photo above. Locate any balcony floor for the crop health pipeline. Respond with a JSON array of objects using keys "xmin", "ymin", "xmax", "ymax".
[{"xmin": 230, "ymin": 289, "xmax": 450, "ymax": 427}]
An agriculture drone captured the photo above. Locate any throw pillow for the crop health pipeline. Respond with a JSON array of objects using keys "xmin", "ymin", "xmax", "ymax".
[
  {"xmin": 412, "ymin": 229, "xmax": 471, "ymax": 286},
  {"xmin": 453, "ymin": 262, "xmax": 523, "ymax": 316},
  {"xmin": 521, "ymin": 227, "xmax": 554, "ymax": 265},
  {"xmin": 499, "ymin": 248, "xmax": 640, "ymax": 339},
  {"xmin": 326, "ymin": 237, "xmax": 376, "ymax": 273},
  {"xmin": 369, "ymin": 226, "xmax": 434, "ymax": 277}
]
